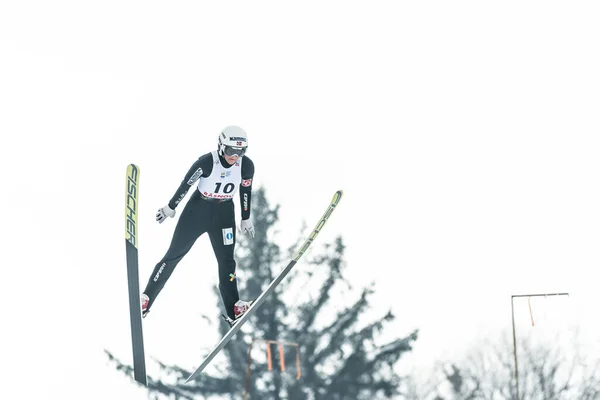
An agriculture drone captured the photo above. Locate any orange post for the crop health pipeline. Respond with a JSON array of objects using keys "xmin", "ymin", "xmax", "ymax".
[
  {"xmin": 279, "ymin": 343, "xmax": 285, "ymax": 372},
  {"xmin": 266, "ymin": 340, "xmax": 272, "ymax": 371},
  {"xmin": 295, "ymin": 345, "xmax": 301, "ymax": 379}
]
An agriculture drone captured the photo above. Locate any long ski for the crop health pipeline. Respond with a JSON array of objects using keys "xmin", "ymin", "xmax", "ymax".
[
  {"xmin": 185, "ymin": 190, "xmax": 343, "ymax": 384},
  {"xmin": 125, "ymin": 164, "xmax": 148, "ymax": 386}
]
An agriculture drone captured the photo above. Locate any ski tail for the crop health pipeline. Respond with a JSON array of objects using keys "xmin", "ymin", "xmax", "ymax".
[
  {"xmin": 125, "ymin": 164, "xmax": 148, "ymax": 386},
  {"xmin": 185, "ymin": 190, "xmax": 343, "ymax": 383}
]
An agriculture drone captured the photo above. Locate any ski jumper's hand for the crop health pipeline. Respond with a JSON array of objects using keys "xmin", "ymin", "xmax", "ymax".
[
  {"xmin": 240, "ymin": 219, "xmax": 255, "ymax": 239},
  {"xmin": 156, "ymin": 205, "xmax": 176, "ymax": 223}
]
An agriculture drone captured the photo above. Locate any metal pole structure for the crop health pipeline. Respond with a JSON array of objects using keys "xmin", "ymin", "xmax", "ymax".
[
  {"xmin": 511, "ymin": 296, "xmax": 519, "ymax": 400},
  {"xmin": 511, "ymin": 292, "xmax": 569, "ymax": 400},
  {"xmin": 243, "ymin": 339, "xmax": 301, "ymax": 400}
]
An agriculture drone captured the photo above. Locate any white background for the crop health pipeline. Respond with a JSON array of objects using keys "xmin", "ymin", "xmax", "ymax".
[{"xmin": 1, "ymin": 1, "xmax": 599, "ymax": 399}]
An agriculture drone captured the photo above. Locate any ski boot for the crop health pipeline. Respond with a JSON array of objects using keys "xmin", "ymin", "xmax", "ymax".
[
  {"xmin": 141, "ymin": 294, "xmax": 150, "ymax": 318},
  {"xmin": 222, "ymin": 300, "xmax": 254, "ymax": 328}
]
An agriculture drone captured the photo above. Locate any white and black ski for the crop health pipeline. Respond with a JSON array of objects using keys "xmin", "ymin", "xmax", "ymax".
[
  {"xmin": 185, "ymin": 190, "xmax": 343, "ymax": 383},
  {"xmin": 125, "ymin": 164, "xmax": 148, "ymax": 386}
]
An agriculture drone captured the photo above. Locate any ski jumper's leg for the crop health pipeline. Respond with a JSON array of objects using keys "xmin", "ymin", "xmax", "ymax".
[
  {"xmin": 208, "ymin": 200, "xmax": 239, "ymax": 319},
  {"xmin": 144, "ymin": 192, "xmax": 208, "ymax": 309}
]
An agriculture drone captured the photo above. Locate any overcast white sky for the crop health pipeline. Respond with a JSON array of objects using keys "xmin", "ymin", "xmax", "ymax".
[{"xmin": 1, "ymin": 1, "xmax": 599, "ymax": 399}]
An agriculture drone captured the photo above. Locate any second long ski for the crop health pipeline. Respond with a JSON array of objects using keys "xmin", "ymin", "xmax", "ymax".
[
  {"xmin": 125, "ymin": 164, "xmax": 148, "ymax": 386},
  {"xmin": 185, "ymin": 189, "xmax": 344, "ymax": 383}
]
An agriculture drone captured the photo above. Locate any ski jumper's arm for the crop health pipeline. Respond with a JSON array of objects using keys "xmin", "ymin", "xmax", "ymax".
[
  {"xmin": 239, "ymin": 156, "xmax": 254, "ymax": 220},
  {"xmin": 168, "ymin": 153, "xmax": 214, "ymax": 209}
]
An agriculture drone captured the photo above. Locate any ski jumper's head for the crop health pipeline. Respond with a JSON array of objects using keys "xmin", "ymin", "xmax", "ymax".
[{"xmin": 218, "ymin": 125, "xmax": 248, "ymax": 165}]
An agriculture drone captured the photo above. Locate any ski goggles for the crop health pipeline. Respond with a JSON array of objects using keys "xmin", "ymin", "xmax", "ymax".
[{"xmin": 224, "ymin": 146, "xmax": 246, "ymax": 157}]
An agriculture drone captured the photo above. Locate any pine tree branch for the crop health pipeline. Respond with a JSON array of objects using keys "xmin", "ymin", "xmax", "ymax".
[
  {"xmin": 105, "ymin": 350, "xmax": 240, "ymax": 398},
  {"xmin": 308, "ymin": 287, "xmax": 374, "ymax": 366},
  {"xmin": 296, "ymin": 237, "xmax": 347, "ymax": 332},
  {"xmin": 319, "ymin": 314, "xmax": 415, "ymax": 399}
]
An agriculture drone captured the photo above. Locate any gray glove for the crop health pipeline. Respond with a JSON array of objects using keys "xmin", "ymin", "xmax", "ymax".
[
  {"xmin": 156, "ymin": 205, "xmax": 176, "ymax": 224},
  {"xmin": 240, "ymin": 219, "xmax": 255, "ymax": 239}
]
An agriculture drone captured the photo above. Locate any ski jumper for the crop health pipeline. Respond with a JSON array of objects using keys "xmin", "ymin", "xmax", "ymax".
[{"xmin": 143, "ymin": 151, "xmax": 254, "ymax": 319}]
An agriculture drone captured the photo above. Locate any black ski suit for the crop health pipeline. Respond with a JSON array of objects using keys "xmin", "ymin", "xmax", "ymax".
[{"xmin": 143, "ymin": 151, "xmax": 254, "ymax": 319}]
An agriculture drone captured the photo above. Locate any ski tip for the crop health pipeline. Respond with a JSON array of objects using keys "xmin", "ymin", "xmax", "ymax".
[{"xmin": 332, "ymin": 190, "xmax": 343, "ymax": 204}]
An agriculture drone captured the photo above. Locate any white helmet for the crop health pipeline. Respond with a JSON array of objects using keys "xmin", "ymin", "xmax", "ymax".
[{"xmin": 218, "ymin": 125, "xmax": 248, "ymax": 157}]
